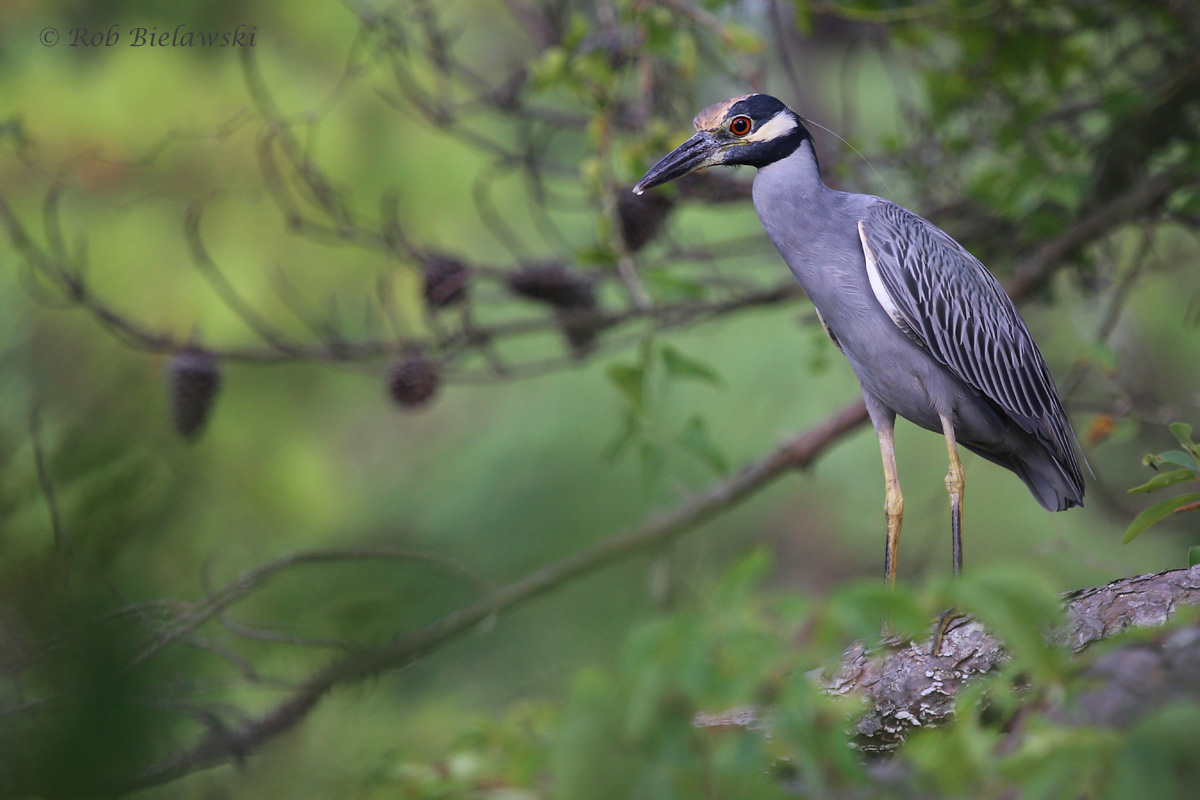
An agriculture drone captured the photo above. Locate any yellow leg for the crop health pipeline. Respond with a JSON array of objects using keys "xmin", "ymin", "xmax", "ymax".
[
  {"xmin": 939, "ymin": 414, "xmax": 965, "ymax": 576},
  {"xmin": 877, "ymin": 425, "xmax": 904, "ymax": 587},
  {"xmin": 928, "ymin": 414, "xmax": 968, "ymax": 655}
]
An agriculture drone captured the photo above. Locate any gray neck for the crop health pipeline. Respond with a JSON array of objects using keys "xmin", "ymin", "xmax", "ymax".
[
  {"xmin": 754, "ymin": 139, "xmax": 825, "ymax": 198},
  {"xmin": 751, "ymin": 138, "xmax": 866, "ymax": 313},
  {"xmin": 751, "ymin": 139, "xmax": 833, "ymax": 254}
]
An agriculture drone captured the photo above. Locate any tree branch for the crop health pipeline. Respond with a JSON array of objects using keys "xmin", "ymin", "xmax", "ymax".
[
  {"xmin": 1007, "ymin": 166, "xmax": 1189, "ymax": 299},
  {"xmin": 698, "ymin": 565, "xmax": 1200, "ymax": 753},
  {"xmin": 123, "ymin": 398, "xmax": 868, "ymax": 791}
]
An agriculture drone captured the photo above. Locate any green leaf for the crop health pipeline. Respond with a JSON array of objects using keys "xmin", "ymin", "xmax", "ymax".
[
  {"xmin": 624, "ymin": 664, "xmax": 665, "ymax": 740},
  {"xmin": 1079, "ymin": 341, "xmax": 1118, "ymax": 375},
  {"xmin": 1170, "ymin": 422, "xmax": 1194, "ymax": 445},
  {"xmin": 638, "ymin": 441, "xmax": 666, "ymax": 485},
  {"xmin": 641, "ymin": 270, "xmax": 706, "ymax": 300},
  {"xmin": 721, "ymin": 22, "xmax": 763, "ymax": 54},
  {"xmin": 603, "ymin": 408, "xmax": 640, "ymax": 462},
  {"xmin": 660, "ymin": 345, "xmax": 722, "ymax": 387},
  {"xmin": 1170, "ymin": 422, "xmax": 1199, "ymax": 456},
  {"xmin": 828, "ymin": 580, "xmax": 929, "ymax": 645},
  {"xmin": 714, "ymin": 548, "xmax": 772, "ymax": 603},
  {"xmin": 1158, "ymin": 450, "xmax": 1199, "ymax": 471},
  {"xmin": 1167, "ymin": 186, "xmax": 1200, "ymax": 218},
  {"xmin": 1102, "ymin": 88, "xmax": 1142, "ymax": 119},
  {"xmin": 948, "ymin": 568, "xmax": 1066, "ymax": 680},
  {"xmin": 1128, "ymin": 468, "xmax": 1197, "ymax": 494},
  {"xmin": 1123, "ymin": 493, "xmax": 1200, "ymax": 544},
  {"xmin": 675, "ymin": 30, "xmax": 696, "ymax": 80},
  {"xmin": 1107, "ymin": 703, "xmax": 1200, "ymax": 799},
  {"xmin": 606, "ymin": 363, "xmax": 644, "ymax": 413},
  {"xmin": 1188, "ymin": 547, "xmax": 1200, "ymax": 567},
  {"xmin": 677, "ymin": 415, "xmax": 728, "ymax": 475}
]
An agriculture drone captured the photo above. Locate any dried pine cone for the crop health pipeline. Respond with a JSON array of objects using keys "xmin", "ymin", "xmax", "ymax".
[
  {"xmin": 617, "ymin": 190, "xmax": 674, "ymax": 252},
  {"xmin": 387, "ymin": 356, "xmax": 440, "ymax": 409},
  {"xmin": 673, "ymin": 170, "xmax": 753, "ymax": 203},
  {"xmin": 423, "ymin": 255, "xmax": 468, "ymax": 308},
  {"xmin": 506, "ymin": 263, "xmax": 596, "ymax": 310},
  {"xmin": 558, "ymin": 309, "xmax": 599, "ymax": 359},
  {"xmin": 167, "ymin": 348, "xmax": 222, "ymax": 441}
]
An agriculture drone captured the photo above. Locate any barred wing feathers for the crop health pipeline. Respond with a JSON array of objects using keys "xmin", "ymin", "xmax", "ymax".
[{"xmin": 857, "ymin": 201, "xmax": 1082, "ymax": 491}]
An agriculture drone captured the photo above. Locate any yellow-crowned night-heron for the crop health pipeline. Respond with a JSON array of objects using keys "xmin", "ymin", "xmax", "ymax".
[{"xmin": 634, "ymin": 94, "xmax": 1084, "ymax": 585}]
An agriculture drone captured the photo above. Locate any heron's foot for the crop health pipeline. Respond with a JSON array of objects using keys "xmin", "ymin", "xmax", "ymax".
[
  {"xmin": 878, "ymin": 621, "xmax": 910, "ymax": 649},
  {"xmin": 931, "ymin": 607, "xmax": 967, "ymax": 656}
]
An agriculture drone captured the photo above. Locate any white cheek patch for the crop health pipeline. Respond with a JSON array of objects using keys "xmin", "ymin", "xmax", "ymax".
[{"xmin": 743, "ymin": 111, "xmax": 798, "ymax": 143}]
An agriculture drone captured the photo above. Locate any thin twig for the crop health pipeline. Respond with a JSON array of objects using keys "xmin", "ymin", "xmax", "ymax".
[
  {"xmin": 28, "ymin": 406, "xmax": 67, "ymax": 557},
  {"xmin": 184, "ymin": 203, "xmax": 302, "ymax": 356},
  {"xmin": 129, "ymin": 546, "xmax": 493, "ymax": 669}
]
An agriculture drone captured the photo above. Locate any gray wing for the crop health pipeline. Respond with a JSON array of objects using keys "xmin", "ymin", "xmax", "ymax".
[{"xmin": 858, "ymin": 200, "xmax": 1079, "ymax": 468}]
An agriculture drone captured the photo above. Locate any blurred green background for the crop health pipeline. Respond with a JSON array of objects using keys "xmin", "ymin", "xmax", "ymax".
[{"xmin": 2, "ymin": 0, "xmax": 1199, "ymax": 797}]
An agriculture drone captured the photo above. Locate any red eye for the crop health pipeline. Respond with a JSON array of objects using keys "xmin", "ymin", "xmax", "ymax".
[{"xmin": 729, "ymin": 116, "xmax": 752, "ymax": 136}]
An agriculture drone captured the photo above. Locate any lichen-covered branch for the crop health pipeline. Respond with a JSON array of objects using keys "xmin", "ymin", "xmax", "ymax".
[{"xmin": 698, "ymin": 565, "xmax": 1200, "ymax": 754}]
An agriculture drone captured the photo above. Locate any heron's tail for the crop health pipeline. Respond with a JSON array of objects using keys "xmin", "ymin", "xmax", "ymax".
[
  {"xmin": 1012, "ymin": 452, "xmax": 1084, "ymax": 511},
  {"xmin": 963, "ymin": 441, "xmax": 1084, "ymax": 512}
]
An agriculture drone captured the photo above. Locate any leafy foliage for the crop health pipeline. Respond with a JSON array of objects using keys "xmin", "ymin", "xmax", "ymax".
[
  {"xmin": 346, "ymin": 555, "xmax": 1200, "ymax": 799},
  {"xmin": 605, "ymin": 338, "xmax": 728, "ymax": 482},
  {"xmin": 1, "ymin": 0, "xmax": 1200, "ymax": 797},
  {"xmin": 1124, "ymin": 422, "xmax": 1200, "ymax": 546}
]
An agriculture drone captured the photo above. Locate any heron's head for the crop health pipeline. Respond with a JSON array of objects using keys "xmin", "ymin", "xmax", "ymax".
[{"xmin": 632, "ymin": 94, "xmax": 810, "ymax": 195}]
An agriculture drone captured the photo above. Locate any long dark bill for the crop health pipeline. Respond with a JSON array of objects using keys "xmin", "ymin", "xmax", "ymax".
[{"xmin": 632, "ymin": 132, "xmax": 721, "ymax": 195}]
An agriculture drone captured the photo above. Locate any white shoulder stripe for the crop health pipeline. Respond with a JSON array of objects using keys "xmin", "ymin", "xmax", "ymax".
[{"xmin": 858, "ymin": 220, "xmax": 906, "ymax": 328}]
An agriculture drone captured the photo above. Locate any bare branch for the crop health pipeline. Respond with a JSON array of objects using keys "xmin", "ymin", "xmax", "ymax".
[
  {"xmin": 28, "ymin": 406, "xmax": 67, "ymax": 557},
  {"xmin": 129, "ymin": 546, "xmax": 492, "ymax": 669},
  {"xmin": 217, "ymin": 617, "xmax": 351, "ymax": 652},
  {"xmin": 1008, "ymin": 166, "xmax": 1192, "ymax": 299}
]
